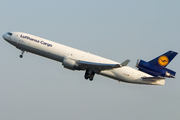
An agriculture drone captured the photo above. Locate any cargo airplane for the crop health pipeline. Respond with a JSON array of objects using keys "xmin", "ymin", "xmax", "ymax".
[{"xmin": 2, "ymin": 32, "xmax": 178, "ymax": 85}]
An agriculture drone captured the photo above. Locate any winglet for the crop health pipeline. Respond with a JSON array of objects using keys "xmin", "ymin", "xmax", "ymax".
[{"xmin": 121, "ymin": 59, "xmax": 130, "ymax": 66}]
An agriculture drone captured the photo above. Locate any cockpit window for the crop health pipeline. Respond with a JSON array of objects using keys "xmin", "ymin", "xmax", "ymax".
[{"xmin": 7, "ymin": 32, "xmax": 12, "ymax": 36}]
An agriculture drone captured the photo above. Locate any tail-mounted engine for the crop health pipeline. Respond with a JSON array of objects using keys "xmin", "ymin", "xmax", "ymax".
[{"xmin": 136, "ymin": 59, "xmax": 175, "ymax": 78}]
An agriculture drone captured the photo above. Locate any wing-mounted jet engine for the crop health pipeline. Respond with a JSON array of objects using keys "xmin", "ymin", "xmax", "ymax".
[{"xmin": 136, "ymin": 51, "xmax": 178, "ymax": 78}]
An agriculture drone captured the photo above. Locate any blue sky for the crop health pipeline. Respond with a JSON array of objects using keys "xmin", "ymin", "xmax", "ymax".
[{"xmin": 0, "ymin": 0, "xmax": 180, "ymax": 120}]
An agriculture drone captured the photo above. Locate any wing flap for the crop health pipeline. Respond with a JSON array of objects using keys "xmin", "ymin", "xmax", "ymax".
[
  {"xmin": 78, "ymin": 61, "xmax": 120, "ymax": 72},
  {"xmin": 76, "ymin": 59, "xmax": 130, "ymax": 72}
]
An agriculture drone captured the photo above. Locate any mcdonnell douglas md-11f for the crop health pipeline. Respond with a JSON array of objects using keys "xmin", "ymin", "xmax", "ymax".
[{"xmin": 2, "ymin": 32, "xmax": 178, "ymax": 85}]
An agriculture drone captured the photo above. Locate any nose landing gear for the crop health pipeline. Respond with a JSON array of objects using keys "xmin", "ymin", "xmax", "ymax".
[
  {"xmin": 19, "ymin": 50, "xmax": 25, "ymax": 58},
  {"xmin": 19, "ymin": 55, "xmax": 23, "ymax": 58}
]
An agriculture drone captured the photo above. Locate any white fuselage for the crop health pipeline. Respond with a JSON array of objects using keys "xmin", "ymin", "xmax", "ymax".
[{"xmin": 3, "ymin": 32, "xmax": 165, "ymax": 85}]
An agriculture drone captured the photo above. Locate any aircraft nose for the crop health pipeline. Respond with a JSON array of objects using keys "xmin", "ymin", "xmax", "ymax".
[{"xmin": 2, "ymin": 34, "xmax": 7, "ymax": 40}]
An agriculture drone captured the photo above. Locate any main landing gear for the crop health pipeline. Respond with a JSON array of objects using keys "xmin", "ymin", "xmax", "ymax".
[
  {"xmin": 84, "ymin": 70, "xmax": 95, "ymax": 81},
  {"xmin": 19, "ymin": 50, "xmax": 25, "ymax": 58}
]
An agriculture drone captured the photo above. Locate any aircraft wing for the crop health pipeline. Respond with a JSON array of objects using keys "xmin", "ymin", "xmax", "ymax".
[{"xmin": 77, "ymin": 59, "xmax": 130, "ymax": 73}]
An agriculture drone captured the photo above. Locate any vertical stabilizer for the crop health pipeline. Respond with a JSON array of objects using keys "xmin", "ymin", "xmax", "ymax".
[{"xmin": 148, "ymin": 51, "xmax": 178, "ymax": 68}]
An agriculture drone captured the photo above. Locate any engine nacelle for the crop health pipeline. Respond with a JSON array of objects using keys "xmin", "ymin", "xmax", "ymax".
[
  {"xmin": 62, "ymin": 58, "xmax": 79, "ymax": 70},
  {"xmin": 136, "ymin": 59, "xmax": 175, "ymax": 78}
]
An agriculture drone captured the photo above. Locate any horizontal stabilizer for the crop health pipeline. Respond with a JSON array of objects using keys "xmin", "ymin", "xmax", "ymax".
[{"xmin": 142, "ymin": 77, "xmax": 165, "ymax": 82}]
